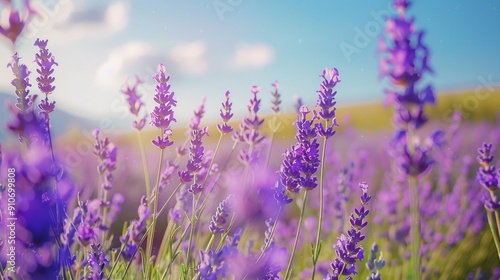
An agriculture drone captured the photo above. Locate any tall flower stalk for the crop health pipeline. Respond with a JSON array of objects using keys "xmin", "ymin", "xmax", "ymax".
[
  {"xmin": 324, "ymin": 182, "xmax": 372, "ymax": 280},
  {"xmin": 146, "ymin": 64, "xmax": 177, "ymax": 269},
  {"xmin": 265, "ymin": 81, "xmax": 283, "ymax": 168},
  {"xmin": 283, "ymin": 105, "xmax": 320, "ymax": 279},
  {"xmin": 379, "ymin": 0, "xmax": 435, "ymax": 278},
  {"xmin": 476, "ymin": 143, "xmax": 500, "ymax": 261},
  {"xmin": 121, "ymin": 76, "xmax": 150, "ymax": 198},
  {"xmin": 312, "ymin": 68, "xmax": 339, "ymax": 279}
]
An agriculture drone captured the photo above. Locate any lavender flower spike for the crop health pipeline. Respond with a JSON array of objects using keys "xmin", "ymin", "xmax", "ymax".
[
  {"xmin": 34, "ymin": 39, "xmax": 58, "ymax": 95},
  {"xmin": 7, "ymin": 53, "xmax": 32, "ymax": 113},
  {"xmin": 477, "ymin": 143, "xmax": 499, "ymax": 192},
  {"xmin": 92, "ymin": 129, "xmax": 118, "ymax": 192},
  {"xmin": 209, "ymin": 195, "xmax": 233, "ymax": 234},
  {"xmin": 121, "ymin": 76, "xmax": 147, "ymax": 130},
  {"xmin": 150, "ymin": 64, "xmax": 177, "ymax": 149},
  {"xmin": 120, "ymin": 196, "xmax": 151, "ymax": 260},
  {"xmin": 366, "ymin": 243, "xmax": 386, "ymax": 280},
  {"xmin": 217, "ymin": 91, "xmax": 234, "ymax": 135},
  {"xmin": 325, "ymin": 182, "xmax": 372, "ymax": 280},
  {"xmin": 271, "ymin": 81, "xmax": 281, "ymax": 113}
]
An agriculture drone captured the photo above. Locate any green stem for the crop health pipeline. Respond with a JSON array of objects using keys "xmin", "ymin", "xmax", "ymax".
[
  {"xmin": 137, "ymin": 130, "xmax": 152, "ymax": 200},
  {"xmin": 409, "ymin": 175, "xmax": 422, "ymax": 280},
  {"xmin": 146, "ymin": 141, "xmax": 165, "ymax": 274},
  {"xmin": 205, "ymin": 234, "xmax": 216, "ymax": 252},
  {"xmin": 186, "ymin": 193, "xmax": 202, "ymax": 270},
  {"xmin": 284, "ymin": 190, "xmax": 309, "ymax": 280},
  {"xmin": 311, "ymin": 123, "xmax": 329, "ymax": 280},
  {"xmin": 487, "ymin": 211, "xmax": 500, "ymax": 261},
  {"xmin": 265, "ymin": 132, "xmax": 275, "ymax": 169},
  {"xmin": 489, "ymin": 191, "xmax": 500, "ymax": 243}
]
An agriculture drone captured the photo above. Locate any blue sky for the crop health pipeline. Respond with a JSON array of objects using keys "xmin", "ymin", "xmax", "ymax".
[{"xmin": 1, "ymin": 0, "xmax": 499, "ymax": 126}]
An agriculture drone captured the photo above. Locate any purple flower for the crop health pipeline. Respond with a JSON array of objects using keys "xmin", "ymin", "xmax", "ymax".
[
  {"xmin": 189, "ymin": 97, "xmax": 206, "ymax": 134},
  {"xmin": 120, "ymin": 196, "xmax": 151, "ymax": 260},
  {"xmin": 477, "ymin": 143, "xmax": 498, "ymax": 192},
  {"xmin": 316, "ymin": 68, "xmax": 340, "ymax": 123},
  {"xmin": 77, "ymin": 199, "xmax": 103, "ymax": 246},
  {"xmin": 209, "ymin": 195, "xmax": 233, "ymax": 234},
  {"xmin": 379, "ymin": 0, "xmax": 434, "ymax": 129},
  {"xmin": 122, "ymin": 76, "xmax": 148, "ymax": 130},
  {"xmin": 270, "ymin": 81, "xmax": 281, "ymax": 113},
  {"xmin": 34, "ymin": 38, "xmax": 58, "ymax": 96},
  {"xmin": 233, "ymin": 86, "xmax": 265, "ymax": 165},
  {"xmin": 107, "ymin": 193, "xmax": 125, "ymax": 224},
  {"xmin": 366, "ymin": 243, "xmax": 385, "ymax": 280},
  {"xmin": 169, "ymin": 184, "xmax": 189, "ymax": 224},
  {"xmin": 7, "ymin": 53, "xmax": 32, "ymax": 113},
  {"xmin": 150, "ymin": 64, "xmax": 177, "ymax": 149},
  {"xmin": 0, "ymin": 2, "xmax": 33, "ymax": 44},
  {"xmin": 278, "ymin": 144, "xmax": 302, "ymax": 193},
  {"xmin": 217, "ymin": 91, "xmax": 234, "ymax": 134},
  {"xmin": 92, "ymin": 129, "xmax": 117, "ymax": 192},
  {"xmin": 178, "ymin": 127, "xmax": 209, "ymax": 194},
  {"xmin": 6, "ymin": 101, "xmax": 47, "ymax": 145},
  {"xmin": 158, "ymin": 160, "xmax": 178, "ymax": 193},
  {"xmin": 296, "ymin": 106, "xmax": 320, "ymax": 190},
  {"xmin": 294, "ymin": 95, "xmax": 303, "ymax": 114},
  {"xmin": 121, "ymin": 76, "xmax": 144, "ymax": 117},
  {"xmin": 325, "ymin": 182, "xmax": 371, "ymax": 279},
  {"xmin": 84, "ymin": 243, "xmax": 109, "ymax": 280}
]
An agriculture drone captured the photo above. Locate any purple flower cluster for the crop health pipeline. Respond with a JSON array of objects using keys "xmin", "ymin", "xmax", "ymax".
[
  {"xmin": 76, "ymin": 199, "xmax": 103, "ymax": 246},
  {"xmin": 120, "ymin": 196, "xmax": 151, "ymax": 259},
  {"xmin": 217, "ymin": 91, "xmax": 234, "ymax": 134},
  {"xmin": 189, "ymin": 98, "xmax": 206, "ymax": 134},
  {"xmin": 121, "ymin": 76, "xmax": 147, "ymax": 130},
  {"xmin": 277, "ymin": 105, "xmax": 320, "ymax": 200},
  {"xmin": 209, "ymin": 195, "xmax": 233, "ymax": 234},
  {"xmin": 197, "ymin": 228, "xmax": 242, "ymax": 279},
  {"xmin": 379, "ymin": 0, "xmax": 434, "ymax": 130},
  {"xmin": 324, "ymin": 182, "xmax": 371, "ymax": 280},
  {"xmin": 315, "ymin": 68, "xmax": 339, "ymax": 138},
  {"xmin": 178, "ymin": 127, "xmax": 209, "ymax": 194},
  {"xmin": 7, "ymin": 53, "xmax": 32, "ymax": 113},
  {"xmin": 365, "ymin": 243, "xmax": 386, "ymax": 280},
  {"xmin": 150, "ymin": 64, "xmax": 177, "ymax": 149},
  {"xmin": 0, "ymin": 1, "xmax": 33, "ymax": 44},
  {"xmin": 477, "ymin": 143, "xmax": 500, "ymax": 210},
  {"xmin": 270, "ymin": 81, "xmax": 281, "ymax": 113},
  {"xmin": 83, "ymin": 243, "xmax": 109, "ymax": 280},
  {"xmin": 92, "ymin": 129, "xmax": 117, "ymax": 192},
  {"xmin": 233, "ymin": 86, "xmax": 265, "ymax": 165},
  {"xmin": 34, "ymin": 38, "xmax": 58, "ymax": 98}
]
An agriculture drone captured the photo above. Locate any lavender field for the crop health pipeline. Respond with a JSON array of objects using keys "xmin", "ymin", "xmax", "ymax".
[{"xmin": 1, "ymin": 0, "xmax": 500, "ymax": 279}]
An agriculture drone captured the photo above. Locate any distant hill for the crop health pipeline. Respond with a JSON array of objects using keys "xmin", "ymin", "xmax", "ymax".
[{"xmin": 0, "ymin": 93, "xmax": 98, "ymax": 141}]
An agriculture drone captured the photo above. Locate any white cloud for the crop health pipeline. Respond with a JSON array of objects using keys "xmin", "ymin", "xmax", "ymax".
[
  {"xmin": 96, "ymin": 42, "xmax": 164, "ymax": 88},
  {"xmin": 19, "ymin": 1, "xmax": 129, "ymax": 45},
  {"xmin": 95, "ymin": 41, "xmax": 209, "ymax": 89},
  {"xmin": 231, "ymin": 43, "xmax": 275, "ymax": 69},
  {"xmin": 169, "ymin": 41, "xmax": 207, "ymax": 75}
]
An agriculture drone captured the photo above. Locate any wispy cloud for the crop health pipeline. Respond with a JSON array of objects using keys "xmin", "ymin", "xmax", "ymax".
[
  {"xmin": 231, "ymin": 43, "xmax": 275, "ymax": 69},
  {"xmin": 96, "ymin": 41, "xmax": 209, "ymax": 89},
  {"xmin": 96, "ymin": 42, "xmax": 165, "ymax": 88},
  {"xmin": 24, "ymin": 1, "xmax": 129, "ymax": 45},
  {"xmin": 169, "ymin": 41, "xmax": 208, "ymax": 75}
]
